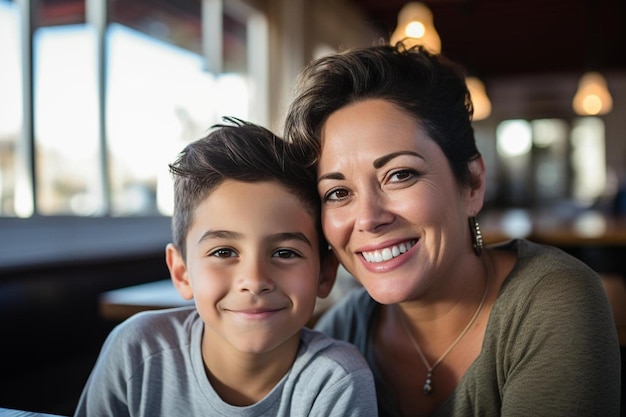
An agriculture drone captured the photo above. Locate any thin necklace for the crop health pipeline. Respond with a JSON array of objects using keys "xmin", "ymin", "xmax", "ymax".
[{"xmin": 396, "ymin": 276, "xmax": 489, "ymax": 396}]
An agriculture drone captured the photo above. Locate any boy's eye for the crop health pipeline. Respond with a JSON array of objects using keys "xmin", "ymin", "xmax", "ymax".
[
  {"xmin": 272, "ymin": 249, "xmax": 299, "ymax": 259},
  {"xmin": 209, "ymin": 248, "xmax": 237, "ymax": 258}
]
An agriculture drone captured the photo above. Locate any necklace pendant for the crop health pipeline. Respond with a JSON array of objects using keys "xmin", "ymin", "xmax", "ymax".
[{"xmin": 423, "ymin": 372, "xmax": 433, "ymax": 396}]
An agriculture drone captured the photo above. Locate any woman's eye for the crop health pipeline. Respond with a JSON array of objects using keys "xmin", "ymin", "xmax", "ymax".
[
  {"xmin": 209, "ymin": 248, "xmax": 236, "ymax": 258},
  {"xmin": 389, "ymin": 169, "xmax": 418, "ymax": 182},
  {"xmin": 273, "ymin": 249, "xmax": 300, "ymax": 259},
  {"xmin": 323, "ymin": 188, "xmax": 349, "ymax": 202}
]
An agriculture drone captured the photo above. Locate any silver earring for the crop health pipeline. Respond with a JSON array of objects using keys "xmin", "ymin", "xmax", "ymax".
[{"xmin": 469, "ymin": 216, "xmax": 483, "ymax": 256}]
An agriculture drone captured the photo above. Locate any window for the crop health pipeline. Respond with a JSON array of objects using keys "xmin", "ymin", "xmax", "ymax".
[
  {"xmin": 34, "ymin": 24, "xmax": 101, "ymax": 215},
  {"xmin": 494, "ymin": 117, "xmax": 607, "ymax": 208},
  {"xmin": 0, "ymin": 0, "xmax": 268, "ymax": 269},
  {"xmin": 0, "ymin": 0, "xmax": 21, "ymax": 216},
  {"xmin": 0, "ymin": 0, "xmax": 266, "ymax": 219},
  {"xmin": 570, "ymin": 117, "xmax": 606, "ymax": 204}
]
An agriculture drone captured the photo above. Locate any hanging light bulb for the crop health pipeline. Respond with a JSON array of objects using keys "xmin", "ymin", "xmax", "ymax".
[
  {"xmin": 390, "ymin": 2, "xmax": 441, "ymax": 54},
  {"xmin": 466, "ymin": 76, "xmax": 491, "ymax": 121},
  {"xmin": 572, "ymin": 72, "xmax": 613, "ymax": 116}
]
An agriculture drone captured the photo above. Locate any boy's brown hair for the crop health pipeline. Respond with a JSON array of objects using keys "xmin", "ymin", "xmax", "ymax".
[{"xmin": 169, "ymin": 117, "xmax": 326, "ymax": 260}]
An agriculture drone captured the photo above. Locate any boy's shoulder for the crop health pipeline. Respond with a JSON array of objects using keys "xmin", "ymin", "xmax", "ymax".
[
  {"xmin": 286, "ymin": 328, "xmax": 376, "ymax": 411},
  {"xmin": 118, "ymin": 305, "xmax": 197, "ymax": 331},
  {"xmin": 106, "ymin": 306, "xmax": 199, "ymax": 356}
]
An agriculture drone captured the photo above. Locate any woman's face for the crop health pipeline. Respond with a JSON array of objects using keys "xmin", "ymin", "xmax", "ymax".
[{"xmin": 317, "ymin": 99, "xmax": 482, "ymax": 304}]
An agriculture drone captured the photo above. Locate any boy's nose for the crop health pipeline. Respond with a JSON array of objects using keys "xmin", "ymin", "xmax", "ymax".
[{"xmin": 238, "ymin": 259, "xmax": 275, "ymax": 295}]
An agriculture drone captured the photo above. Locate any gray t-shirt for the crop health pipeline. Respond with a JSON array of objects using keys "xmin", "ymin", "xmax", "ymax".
[
  {"xmin": 316, "ymin": 239, "xmax": 621, "ymax": 416},
  {"xmin": 74, "ymin": 307, "xmax": 378, "ymax": 417}
]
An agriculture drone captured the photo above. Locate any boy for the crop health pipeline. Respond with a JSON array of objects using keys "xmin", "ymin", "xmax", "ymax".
[{"xmin": 73, "ymin": 118, "xmax": 377, "ymax": 417}]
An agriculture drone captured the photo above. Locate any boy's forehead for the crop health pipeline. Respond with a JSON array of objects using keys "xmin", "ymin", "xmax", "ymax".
[
  {"xmin": 211, "ymin": 179, "xmax": 313, "ymax": 205},
  {"xmin": 190, "ymin": 179, "xmax": 318, "ymax": 234}
]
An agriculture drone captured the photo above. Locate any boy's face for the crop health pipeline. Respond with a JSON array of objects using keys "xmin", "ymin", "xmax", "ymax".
[{"xmin": 167, "ymin": 180, "xmax": 335, "ymax": 357}]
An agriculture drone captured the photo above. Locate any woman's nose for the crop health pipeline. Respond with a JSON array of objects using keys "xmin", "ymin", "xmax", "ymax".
[
  {"xmin": 354, "ymin": 192, "xmax": 394, "ymax": 233},
  {"xmin": 237, "ymin": 259, "xmax": 275, "ymax": 295}
]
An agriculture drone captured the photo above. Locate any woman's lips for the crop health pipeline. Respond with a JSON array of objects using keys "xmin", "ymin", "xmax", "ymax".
[{"xmin": 360, "ymin": 239, "xmax": 417, "ymax": 263}]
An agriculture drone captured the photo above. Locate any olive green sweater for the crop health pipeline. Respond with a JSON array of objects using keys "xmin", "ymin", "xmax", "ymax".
[{"xmin": 316, "ymin": 239, "xmax": 621, "ymax": 416}]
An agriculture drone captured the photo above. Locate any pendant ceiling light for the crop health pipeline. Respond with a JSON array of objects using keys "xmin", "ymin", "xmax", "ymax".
[
  {"xmin": 572, "ymin": 71, "xmax": 613, "ymax": 116},
  {"xmin": 466, "ymin": 76, "xmax": 492, "ymax": 121},
  {"xmin": 390, "ymin": 2, "xmax": 441, "ymax": 54},
  {"xmin": 572, "ymin": 0, "xmax": 613, "ymax": 116},
  {"xmin": 390, "ymin": 2, "xmax": 491, "ymax": 120}
]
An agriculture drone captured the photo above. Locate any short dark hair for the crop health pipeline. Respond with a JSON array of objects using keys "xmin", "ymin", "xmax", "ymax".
[
  {"xmin": 284, "ymin": 42, "xmax": 481, "ymax": 188},
  {"xmin": 169, "ymin": 117, "xmax": 326, "ymax": 260}
]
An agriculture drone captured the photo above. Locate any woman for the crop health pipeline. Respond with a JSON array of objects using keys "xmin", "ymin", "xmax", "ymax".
[{"xmin": 284, "ymin": 43, "xmax": 621, "ymax": 416}]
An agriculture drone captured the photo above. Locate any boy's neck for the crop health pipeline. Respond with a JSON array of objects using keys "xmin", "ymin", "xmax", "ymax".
[{"xmin": 201, "ymin": 330, "xmax": 302, "ymax": 406}]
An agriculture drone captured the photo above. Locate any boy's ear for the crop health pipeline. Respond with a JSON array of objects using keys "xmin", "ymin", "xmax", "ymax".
[
  {"xmin": 165, "ymin": 243, "xmax": 194, "ymax": 300},
  {"xmin": 317, "ymin": 251, "xmax": 339, "ymax": 299}
]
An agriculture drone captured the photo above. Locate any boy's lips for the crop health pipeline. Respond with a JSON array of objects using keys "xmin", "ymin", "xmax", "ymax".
[
  {"xmin": 360, "ymin": 239, "xmax": 418, "ymax": 263},
  {"xmin": 225, "ymin": 306, "xmax": 286, "ymax": 319}
]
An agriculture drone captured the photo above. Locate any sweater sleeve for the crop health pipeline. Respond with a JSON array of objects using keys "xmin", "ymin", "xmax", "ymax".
[
  {"xmin": 73, "ymin": 323, "xmax": 133, "ymax": 417},
  {"xmin": 308, "ymin": 367, "xmax": 379, "ymax": 417},
  {"xmin": 497, "ymin": 267, "xmax": 621, "ymax": 416}
]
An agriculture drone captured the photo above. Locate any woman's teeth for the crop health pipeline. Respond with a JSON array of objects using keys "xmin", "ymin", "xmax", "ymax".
[{"xmin": 361, "ymin": 240, "xmax": 416, "ymax": 263}]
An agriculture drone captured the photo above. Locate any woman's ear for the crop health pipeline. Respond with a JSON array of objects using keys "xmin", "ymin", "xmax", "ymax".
[
  {"xmin": 317, "ymin": 250, "xmax": 339, "ymax": 299},
  {"xmin": 165, "ymin": 243, "xmax": 194, "ymax": 300},
  {"xmin": 466, "ymin": 156, "xmax": 486, "ymax": 216}
]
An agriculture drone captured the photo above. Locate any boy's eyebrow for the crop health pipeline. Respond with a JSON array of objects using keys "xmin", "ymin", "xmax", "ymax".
[
  {"xmin": 270, "ymin": 232, "xmax": 313, "ymax": 247},
  {"xmin": 198, "ymin": 230, "xmax": 312, "ymax": 247},
  {"xmin": 198, "ymin": 230, "xmax": 241, "ymax": 244}
]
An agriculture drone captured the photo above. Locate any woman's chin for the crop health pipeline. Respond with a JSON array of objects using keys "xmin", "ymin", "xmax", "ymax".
[{"xmin": 364, "ymin": 281, "xmax": 416, "ymax": 305}]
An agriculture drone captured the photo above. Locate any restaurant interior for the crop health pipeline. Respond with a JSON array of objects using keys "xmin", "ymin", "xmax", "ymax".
[{"xmin": 0, "ymin": 0, "xmax": 625, "ymax": 415}]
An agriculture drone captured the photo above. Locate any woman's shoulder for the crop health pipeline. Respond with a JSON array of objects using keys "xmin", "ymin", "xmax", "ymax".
[
  {"xmin": 314, "ymin": 287, "xmax": 377, "ymax": 347},
  {"xmin": 496, "ymin": 239, "xmax": 600, "ymax": 291},
  {"xmin": 492, "ymin": 239, "xmax": 608, "ymax": 318},
  {"xmin": 316, "ymin": 286, "xmax": 375, "ymax": 326}
]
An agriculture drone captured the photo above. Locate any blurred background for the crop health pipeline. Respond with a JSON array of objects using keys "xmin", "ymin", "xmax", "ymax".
[{"xmin": 0, "ymin": 0, "xmax": 624, "ymax": 414}]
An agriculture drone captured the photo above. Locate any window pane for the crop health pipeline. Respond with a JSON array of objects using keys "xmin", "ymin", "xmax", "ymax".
[
  {"xmin": 106, "ymin": 24, "xmax": 219, "ymax": 216},
  {"xmin": 0, "ymin": 0, "xmax": 21, "ymax": 216},
  {"xmin": 108, "ymin": 2, "xmax": 203, "ymax": 216},
  {"xmin": 571, "ymin": 117, "xmax": 606, "ymax": 205},
  {"xmin": 34, "ymin": 24, "xmax": 101, "ymax": 215},
  {"xmin": 531, "ymin": 119, "xmax": 568, "ymax": 203},
  {"xmin": 107, "ymin": 2, "xmax": 250, "ymax": 216},
  {"xmin": 496, "ymin": 119, "xmax": 532, "ymax": 206}
]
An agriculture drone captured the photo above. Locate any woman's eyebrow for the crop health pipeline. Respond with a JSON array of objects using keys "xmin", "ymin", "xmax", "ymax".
[
  {"xmin": 317, "ymin": 150, "xmax": 425, "ymax": 183},
  {"xmin": 318, "ymin": 172, "xmax": 345, "ymax": 183},
  {"xmin": 373, "ymin": 151, "xmax": 425, "ymax": 169}
]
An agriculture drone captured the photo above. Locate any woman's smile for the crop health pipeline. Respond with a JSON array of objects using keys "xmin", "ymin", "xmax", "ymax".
[{"xmin": 360, "ymin": 239, "xmax": 418, "ymax": 263}]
